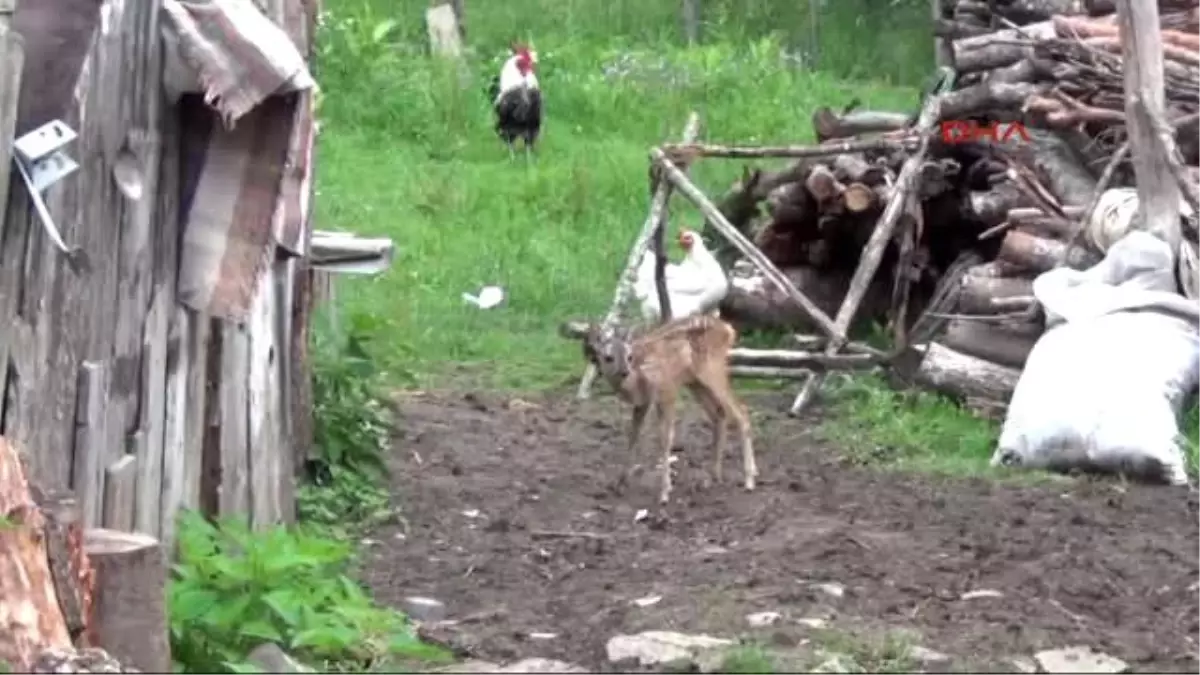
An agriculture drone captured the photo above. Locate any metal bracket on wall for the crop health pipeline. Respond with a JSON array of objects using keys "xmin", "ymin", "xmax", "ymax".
[{"xmin": 12, "ymin": 119, "xmax": 89, "ymax": 273}]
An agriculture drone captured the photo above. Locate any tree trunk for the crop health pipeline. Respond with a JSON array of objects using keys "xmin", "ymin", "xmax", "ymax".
[{"xmin": 83, "ymin": 529, "xmax": 170, "ymax": 673}]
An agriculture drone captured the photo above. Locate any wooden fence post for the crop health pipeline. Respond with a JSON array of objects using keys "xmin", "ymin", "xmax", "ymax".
[{"xmin": 0, "ymin": 0, "xmax": 24, "ymax": 245}]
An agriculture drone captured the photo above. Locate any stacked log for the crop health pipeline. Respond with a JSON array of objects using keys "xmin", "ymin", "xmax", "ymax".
[
  {"xmin": 0, "ymin": 438, "xmax": 166, "ymax": 673},
  {"xmin": 710, "ymin": 0, "xmax": 1199, "ymax": 411}
]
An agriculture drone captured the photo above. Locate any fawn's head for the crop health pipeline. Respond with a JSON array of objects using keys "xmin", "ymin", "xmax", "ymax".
[{"xmin": 582, "ymin": 323, "xmax": 632, "ymax": 378}]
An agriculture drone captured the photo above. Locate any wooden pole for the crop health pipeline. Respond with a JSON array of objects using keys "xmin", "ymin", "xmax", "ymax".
[
  {"xmin": 660, "ymin": 137, "xmax": 918, "ymax": 159},
  {"xmin": 651, "ymin": 149, "xmax": 841, "ymax": 339},
  {"xmin": 576, "ymin": 113, "xmax": 702, "ymax": 400},
  {"xmin": 0, "ymin": 0, "xmax": 23, "ymax": 247},
  {"xmin": 682, "ymin": 0, "xmax": 701, "ymax": 44},
  {"xmin": 1108, "ymin": 0, "xmax": 1200, "ymax": 241},
  {"xmin": 1116, "ymin": 0, "xmax": 1183, "ymax": 249}
]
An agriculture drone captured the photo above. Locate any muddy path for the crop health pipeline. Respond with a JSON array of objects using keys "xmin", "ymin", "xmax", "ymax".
[{"xmin": 361, "ymin": 390, "xmax": 1199, "ymax": 672}]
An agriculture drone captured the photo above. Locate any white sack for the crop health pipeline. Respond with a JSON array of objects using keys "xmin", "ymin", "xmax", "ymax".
[{"xmin": 992, "ymin": 231, "xmax": 1200, "ymax": 485}]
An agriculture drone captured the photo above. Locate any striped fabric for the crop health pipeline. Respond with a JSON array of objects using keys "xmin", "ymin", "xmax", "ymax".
[{"xmin": 166, "ymin": 0, "xmax": 316, "ymax": 320}]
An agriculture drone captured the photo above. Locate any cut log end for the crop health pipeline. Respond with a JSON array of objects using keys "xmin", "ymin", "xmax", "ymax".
[{"xmin": 84, "ymin": 529, "xmax": 170, "ymax": 673}]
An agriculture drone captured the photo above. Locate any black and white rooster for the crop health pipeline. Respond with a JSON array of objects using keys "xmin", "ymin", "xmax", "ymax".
[{"xmin": 486, "ymin": 43, "xmax": 542, "ymax": 159}]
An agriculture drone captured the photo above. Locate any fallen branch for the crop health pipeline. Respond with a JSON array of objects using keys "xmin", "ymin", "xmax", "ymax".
[{"xmin": 659, "ymin": 137, "xmax": 919, "ymax": 160}]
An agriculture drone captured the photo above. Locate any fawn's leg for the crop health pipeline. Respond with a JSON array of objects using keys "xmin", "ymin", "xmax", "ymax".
[
  {"xmin": 692, "ymin": 385, "xmax": 728, "ymax": 484},
  {"xmin": 623, "ymin": 403, "xmax": 650, "ymax": 481},
  {"xmin": 655, "ymin": 393, "xmax": 678, "ymax": 504},
  {"xmin": 729, "ymin": 400, "xmax": 757, "ymax": 490},
  {"xmin": 700, "ymin": 371, "xmax": 757, "ymax": 491}
]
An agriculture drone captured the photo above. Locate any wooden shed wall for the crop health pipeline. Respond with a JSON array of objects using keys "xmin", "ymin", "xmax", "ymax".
[{"xmin": 0, "ymin": 0, "xmax": 317, "ymax": 547}]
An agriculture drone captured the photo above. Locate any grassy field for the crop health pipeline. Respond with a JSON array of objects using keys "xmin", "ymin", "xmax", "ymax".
[
  {"xmin": 315, "ymin": 0, "xmax": 930, "ymax": 388},
  {"xmin": 314, "ymin": 0, "xmax": 1198, "ymax": 476}
]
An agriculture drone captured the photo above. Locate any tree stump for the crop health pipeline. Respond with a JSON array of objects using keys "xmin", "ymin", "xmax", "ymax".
[
  {"xmin": 0, "ymin": 437, "xmax": 74, "ymax": 670},
  {"xmin": 83, "ymin": 530, "xmax": 169, "ymax": 673}
]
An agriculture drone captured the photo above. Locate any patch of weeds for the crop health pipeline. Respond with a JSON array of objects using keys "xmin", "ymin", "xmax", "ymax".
[
  {"xmin": 168, "ymin": 511, "xmax": 451, "ymax": 673},
  {"xmin": 297, "ymin": 465, "xmax": 398, "ymax": 541},
  {"xmin": 300, "ymin": 311, "xmax": 400, "ymax": 539},
  {"xmin": 1182, "ymin": 404, "xmax": 1199, "ymax": 478},
  {"xmin": 819, "ymin": 373, "xmax": 999, "ymax": 475},
  {"xmin": 806, "ymin": 629, "xmax": 917, "ymax": 674},
  {"xmin": 721, "ymin": 644, "xmax": 778, "ymax": 673}
]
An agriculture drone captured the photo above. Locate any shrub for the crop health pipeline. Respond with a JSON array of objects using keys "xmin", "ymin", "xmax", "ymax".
[{"xmin": 168, "ymin": 512, "xmax": 449, "ymax": 673}]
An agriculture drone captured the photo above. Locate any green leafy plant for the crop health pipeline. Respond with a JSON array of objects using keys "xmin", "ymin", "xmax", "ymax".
[
  {"xmin": 298, "ymin": 464, "xmax": 398, "ymax": 540},
  {"xmin": 168, "ymin": 511, "xmax": 449, "ymax": 673},
  {"xmin": 311, "ymin": 316, "xmax": 392, "ymax": 480}
]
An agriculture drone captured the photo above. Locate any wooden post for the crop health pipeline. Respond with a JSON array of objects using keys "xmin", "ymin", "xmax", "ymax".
[
  {"xmin": 426, "ymin": 2, "xmax": 464, "ymax": 58},
  {"xmin": 682, "ymin": 0, "xmax": 701, "ymax": 45},
  {"xmin": 0, "ymin": 0, "xmax": 23, "ymax": 246},
  {"xmin": 576, "ymin": 113, "xmax": 701, "ymax": 400},
  {"xmin": 1115, "ymin": 0, "xmax": 1182, "ymax": 249}
]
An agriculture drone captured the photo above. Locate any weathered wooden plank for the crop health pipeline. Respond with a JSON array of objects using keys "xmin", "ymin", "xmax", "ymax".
[
  {"xmin": 0, "ymin": 0, "xmax": 24, "ymax": 250},
  {"xmin": 290, "ymin": 265, "xmax": 317, "ymax": 476},
  {"xmin": 109, "ymin": 0, "xmax": 165, "ymax": 506},
  {"xmin": 248, "ymin": 266, "xmax": 283, "ymax": 529},
  {"xmin": 218, "ymin": 321, "xmax": 250, "ymax": 519},
  {"xmin": 170, "ymin": 309, "xmax": 210, "ymax": 534},
  {"xmin": 102, "ymin": 453, "xmax": 136, "ymax": 532},
  {"xmin": 72, "ymin": 361, "xmax": 108, "ymax": 527},
  {"xmin": 273, "ymin": 257, "xmax": 296, "ymax": 522},
  {"xmin": 134, "ymin": 286, "xmax": 168, "ymax": 537},
  {"xmin": 159, "ymin": 306, "xmax": 189, "ymax": 547},
  {"xmin": 199, "ymin": 318, "xmax": 222, "ymax": 518},
  {"xmin": 154, "ymin": 88, "xmax": 183, "ymax": 546}
]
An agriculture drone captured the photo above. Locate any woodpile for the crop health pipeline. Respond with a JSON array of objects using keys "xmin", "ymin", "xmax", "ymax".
[
  {"xmin": 0, "ymin": 438, "xmax": 165, "ymax": 673},
  {"xmin": 691, "ymin": 0, "xmax": 1200, "ymax": 412}
]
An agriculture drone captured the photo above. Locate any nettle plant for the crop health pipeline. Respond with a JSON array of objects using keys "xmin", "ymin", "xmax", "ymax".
[{"xmin": 168, "ymin": 512, "xmax": 447, "ymax": 673}]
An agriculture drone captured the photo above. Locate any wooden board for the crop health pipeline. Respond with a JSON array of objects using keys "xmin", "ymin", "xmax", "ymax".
[{"xmin": 101, "ymin": 454, "xmax": 136, "ymax": 532}]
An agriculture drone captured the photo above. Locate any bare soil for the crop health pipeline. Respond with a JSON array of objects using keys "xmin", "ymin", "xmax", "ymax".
[{"xmin": 361, "ymin": 390, "xmax": 1200, "ymax": 673}]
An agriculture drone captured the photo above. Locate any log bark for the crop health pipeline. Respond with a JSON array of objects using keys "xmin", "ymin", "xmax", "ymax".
[
  {"xmin": 0, "ymin": 438, "xmax": 74, "ymax": 671},
  {"xmin": 966, "ymin": 183, "xmax": 1034, "ymax": 226},
  {"xmin": 938, "ymin": 318, "xmax": 1040, "ymax": 368},
  {"xmin": 83, "ymin": 529, "xmax": 170, "ymax": 673},
  {"xmin": 951, "ymin": 21, "xmax": 1059, "ymax": 72},
  {"xmin": 812, "ymin": 108, "xmax": 910, "ymax": 142},
  {"xmin": 1012, "ymin": 130, "xmax": 1099, "ymax": 207},
  {"xmin": 998, "ymin": 230, "xmax": 1103, "ymax": 272},
  {"xmin": 832, "ymin": 153, "xmax": 888, "ymax": 186},
  {"xmin": 39, "ymin": 493, "xmax": 90, "ymax": 644},
  {"xmin": 661, "ymin": 137, "xmax": 919, "ymax": 160},
  {"xmin": 957, "ymin": 272, "xmax": 1035, "ymax": 314},
  {"xmin": 720, "ymin": 263, "xmax": 891, "ymax": 333},
  {"xmin": 729, "ymin": 348, "xmax": 881, "ymax": 370},
  {"xmin": 804, "ymin": 164, "xmax": 846, "ymax": 205},
  {"xmin": 939, "ymin": 82, "xmax": 1047, "ymax": 118},
  {"xmin": 903, "ymin": 342, "xmax": 1022, "ymax": 403}
]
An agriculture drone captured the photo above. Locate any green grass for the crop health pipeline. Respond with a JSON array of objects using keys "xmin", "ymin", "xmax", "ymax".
[
  {"xmin": 315, "ymin": 0, "xmax": 931, "ymax": 390},
  {"xmin": 716, "ymin": 629, "xmax": 919, "ymax": 674}
]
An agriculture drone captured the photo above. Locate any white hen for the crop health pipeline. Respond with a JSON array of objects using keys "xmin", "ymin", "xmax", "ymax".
[{"xmin": 633, "ymin": 228, "xmax": 729, "ymax": 322}]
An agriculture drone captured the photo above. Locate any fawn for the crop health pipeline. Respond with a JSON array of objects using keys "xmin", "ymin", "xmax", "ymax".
[{"xmin": 582, "ymin": 314, "xmax": 758, "ymax": 504}]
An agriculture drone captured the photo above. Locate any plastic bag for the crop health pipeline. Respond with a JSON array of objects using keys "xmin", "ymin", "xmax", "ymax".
[{"xmin": 992, "ymin": 232, "xmax": 1200, "ymax": 485}]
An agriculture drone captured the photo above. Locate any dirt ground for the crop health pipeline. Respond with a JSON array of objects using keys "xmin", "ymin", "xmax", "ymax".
[{"xmin": 361, "ymin": 390, "xmax": 1200, "ymax": 673}]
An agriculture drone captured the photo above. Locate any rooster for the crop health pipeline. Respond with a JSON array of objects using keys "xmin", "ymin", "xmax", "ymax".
[
  {"xmin": 633, "ymin": 228, "xmax": 729, "ymax": 322},
  {"xmin": 486, "ymin": 43, "xmax": 542, "ymax": 159}
]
